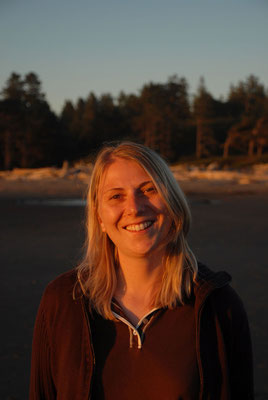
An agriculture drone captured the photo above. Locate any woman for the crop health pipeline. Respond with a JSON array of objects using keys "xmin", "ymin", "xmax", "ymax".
[{"xmin": 30, "ymin": 142, "xmax": 254, "ymax": 399}]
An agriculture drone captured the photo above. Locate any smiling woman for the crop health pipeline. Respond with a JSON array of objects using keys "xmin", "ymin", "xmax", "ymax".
[
  {"xmin": 79, "ymin": 142, "xmax": 197, "ymax": 322},
  {"xmin": 30, "ymin": 142, "xmax": 254, "ymax": 400},
  {"xmin": 98, "ymin": 158, "xmax": 172, "ymax": 259}
]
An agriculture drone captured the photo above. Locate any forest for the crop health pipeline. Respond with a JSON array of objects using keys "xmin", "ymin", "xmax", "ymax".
[{"xmin": 0, "ymin": 72, "xmax": 267, "ymax": 170}]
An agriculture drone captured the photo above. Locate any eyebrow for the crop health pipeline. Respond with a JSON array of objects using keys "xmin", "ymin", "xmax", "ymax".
[{"xmin": 103, "ymin": 180, "xmax": 153, "ymax": 194}]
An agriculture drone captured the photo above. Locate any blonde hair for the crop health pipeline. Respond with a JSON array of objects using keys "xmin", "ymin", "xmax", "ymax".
[{"xmin": 77, "ymin": 141, "xmax": 198, "ymax": 319}]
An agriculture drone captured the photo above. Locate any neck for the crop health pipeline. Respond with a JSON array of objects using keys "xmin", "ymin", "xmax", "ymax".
[
  {"xmin": 116, "ymin": 252, "xmax": 164, "ymax": 294},
  {"xmin": 113, "ymin": 252, "xmax": 165, "ymax": 325}
]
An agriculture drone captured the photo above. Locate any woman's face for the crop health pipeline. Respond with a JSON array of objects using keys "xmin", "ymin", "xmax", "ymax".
[{"xmin": 97, "ymin": 158, "xmax": 172, "ymax": 261}]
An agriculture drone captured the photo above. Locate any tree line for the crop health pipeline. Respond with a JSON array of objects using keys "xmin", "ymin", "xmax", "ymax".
[{"xmin": 0, "ymin": 72, "xmax": 267, "ymax": 169}]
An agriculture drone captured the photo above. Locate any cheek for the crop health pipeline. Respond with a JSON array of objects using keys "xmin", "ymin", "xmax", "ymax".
[
  {"xmin": 159, "ymin": 204, "xmax": 173, "ymax": 230},
  {"xmin": 154, "ymin": 199, "xmax": 170, "ymax": 217},
  {"xmin": 98, "ymin": 205, "xmax": 119, "ymax": 232}
]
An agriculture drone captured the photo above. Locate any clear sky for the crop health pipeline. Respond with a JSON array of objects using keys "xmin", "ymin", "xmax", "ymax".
[{"xmin": 1, "ymin": 0, "xmax": 267, "ymax": 114}]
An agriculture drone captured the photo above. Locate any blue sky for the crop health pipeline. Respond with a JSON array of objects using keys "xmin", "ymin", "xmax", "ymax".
[{"xmin": 1, "ymin": 0, "xmax": 267, "ymax": 114}]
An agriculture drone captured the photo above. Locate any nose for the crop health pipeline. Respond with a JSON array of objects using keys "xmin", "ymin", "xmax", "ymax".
[{"xmin": 125, "ymin": 192, "xmax": 144, "ymax": 215}]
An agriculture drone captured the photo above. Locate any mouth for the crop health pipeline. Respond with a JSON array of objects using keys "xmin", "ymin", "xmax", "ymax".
[{"xmin": 124, "ymin": 220, "xmax": 155, "ymax": 232}]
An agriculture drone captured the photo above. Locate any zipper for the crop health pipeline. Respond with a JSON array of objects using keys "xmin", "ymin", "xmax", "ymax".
[{"xmin": 81, "ymin": 297, "xmax": 96, "ymax": 400}]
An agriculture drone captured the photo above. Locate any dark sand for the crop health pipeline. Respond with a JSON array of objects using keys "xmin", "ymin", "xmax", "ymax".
[{"xmin": 0, "ymin": 184, "xmax": 268, "ymax": 399}]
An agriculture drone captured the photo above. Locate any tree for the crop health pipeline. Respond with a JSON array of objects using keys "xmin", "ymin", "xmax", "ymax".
[
  {"xmin": 24, "ymin": 72, "xmax": 45, "ymax": 104},
  {"xmin": 1, "ymin": 72, "xmax": 24, "ymax": 101},
  {"xmin": 228, "ymin": 75, "xmax": 265, "ymax": 118},
  {"xmin": 224, "ymin": 75, "xmax": 267, "ymax": 157},
  {"xmin": 0, "ymin": 99, "xmax": 22, "ymax": 169},
  {"xmin": 193, "ymin": 78, "xmax": 218, "ymax": 158},
  {"xmin": 134, "ymin": 75, "xmax": 191, "ymax": 161},
  {"xmin": 60, "ymin": 100, "xmax": 77, "ymax": 161},
  {"xmin": 61, "ymin": 92, "xmax": 128, "ymax": 160},
  {"xmin": 0, "ymin": 73, "xmax": 25, "ymax": 169},
  {"xmin": 0, "ymin": 72, "xmax": 62, "ymax": 168},
  {"xmin": 252, "ymin": 117, "xmax": 268, "ymax": 157},
  {"xmin": 117, "ymin": 91, "xmax": 142, "ymax": 141},
  {"xmin": 223, "ymin": 119, "xmax": 251, "ymax": 158}
]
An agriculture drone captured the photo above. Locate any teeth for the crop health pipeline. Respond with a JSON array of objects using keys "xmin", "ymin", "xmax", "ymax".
[{"xmin": 125, "ymin": 221, "xmax": 153, "ymax": 232}]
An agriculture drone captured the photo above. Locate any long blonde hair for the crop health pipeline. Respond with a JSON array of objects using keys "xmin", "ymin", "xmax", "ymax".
[{"xmin": 77, "ymin": 142, "xmax": 198, "ymax": 319}]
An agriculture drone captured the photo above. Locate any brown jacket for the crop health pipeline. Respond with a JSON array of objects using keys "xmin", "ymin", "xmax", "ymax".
[{"xmin": 30, "ymin": 264, "xmax": 254, "ymax": 399}]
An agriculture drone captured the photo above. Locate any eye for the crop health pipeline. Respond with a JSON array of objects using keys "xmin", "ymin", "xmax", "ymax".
[
  {"xmin": 110, "ymin": 193, "xmax": 121, "ymax": 200},
  {"xmin": 143, "ymin": 186, "xmax": 156, "ymax": 194}
]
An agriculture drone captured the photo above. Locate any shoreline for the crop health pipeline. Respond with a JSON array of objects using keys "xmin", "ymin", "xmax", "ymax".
[
  {"xmin": 1, "ymin": 177, "xmax": 268, "ymax": 200},
  {"xmin": 1, "ymin": 163, "xmax": 268, "ymax": 199}
]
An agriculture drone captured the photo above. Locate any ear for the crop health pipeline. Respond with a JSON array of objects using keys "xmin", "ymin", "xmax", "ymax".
[{"xmin": 97, "ymin": 214, "xmax": 106, "ymax": 232}]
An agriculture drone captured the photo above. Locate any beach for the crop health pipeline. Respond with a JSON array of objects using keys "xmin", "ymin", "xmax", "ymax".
[{"xmin": 0, "ymin": 168, "xmax": 268, "ymax": 399}]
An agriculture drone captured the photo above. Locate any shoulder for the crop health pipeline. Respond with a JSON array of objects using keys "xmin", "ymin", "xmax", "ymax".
[
  {"xmin": 210, "ymin": 284, "xmax": 245, "ymax": 311},
  {"xmin": 196, "ymin": 262, "xmax": 248, "ymax": 322},
  {"xmin": 45, "ymin": 268, "xmax": 77, "ymax": 292},
  {"xmin": 36, "ymin": 269, "xmax": 86, "ymax": 340},
  {"xmin": 209, "ymin": 284, "xmax": 250, "ymax": 333},
  {"xmin": 32, "ymin": 269, "xmax": 89, "ymax": 368},
  {"xmin": 40, "ymin": 269, "xmax": 79, "ymax": 311},
  {"xmin": 209, "ymin": 284, "xmax": 248, "ymax": 325}
]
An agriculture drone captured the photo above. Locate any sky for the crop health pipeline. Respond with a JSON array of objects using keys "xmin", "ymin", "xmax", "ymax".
[{"xmin": 1, "ymin": 0, "xmax": 267, "ymax": 114}]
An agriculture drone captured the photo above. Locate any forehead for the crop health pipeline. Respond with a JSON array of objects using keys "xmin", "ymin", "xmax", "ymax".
[{"xmin": 99, "ymin": 158, "xmax": 151, "ymax": 191}]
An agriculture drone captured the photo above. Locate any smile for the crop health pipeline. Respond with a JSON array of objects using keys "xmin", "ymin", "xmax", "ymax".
[{"xmin": 124, "ymin": 220, "xmax": 154, "ymax": 232}]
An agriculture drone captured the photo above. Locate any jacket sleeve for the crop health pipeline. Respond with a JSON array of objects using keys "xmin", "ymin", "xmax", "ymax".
[
  {"xmin": 215, "ymin": 285, "xmax": 254, "ymax": 399},
  {"xmin": 29, "ymin": 294, "xmax": 56, "ymax": 399}
]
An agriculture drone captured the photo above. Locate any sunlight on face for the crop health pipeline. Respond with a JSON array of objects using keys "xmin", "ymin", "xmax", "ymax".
[{"xmin": 98, "ymin": 158, "xmax": 172, "ymax": 260}]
